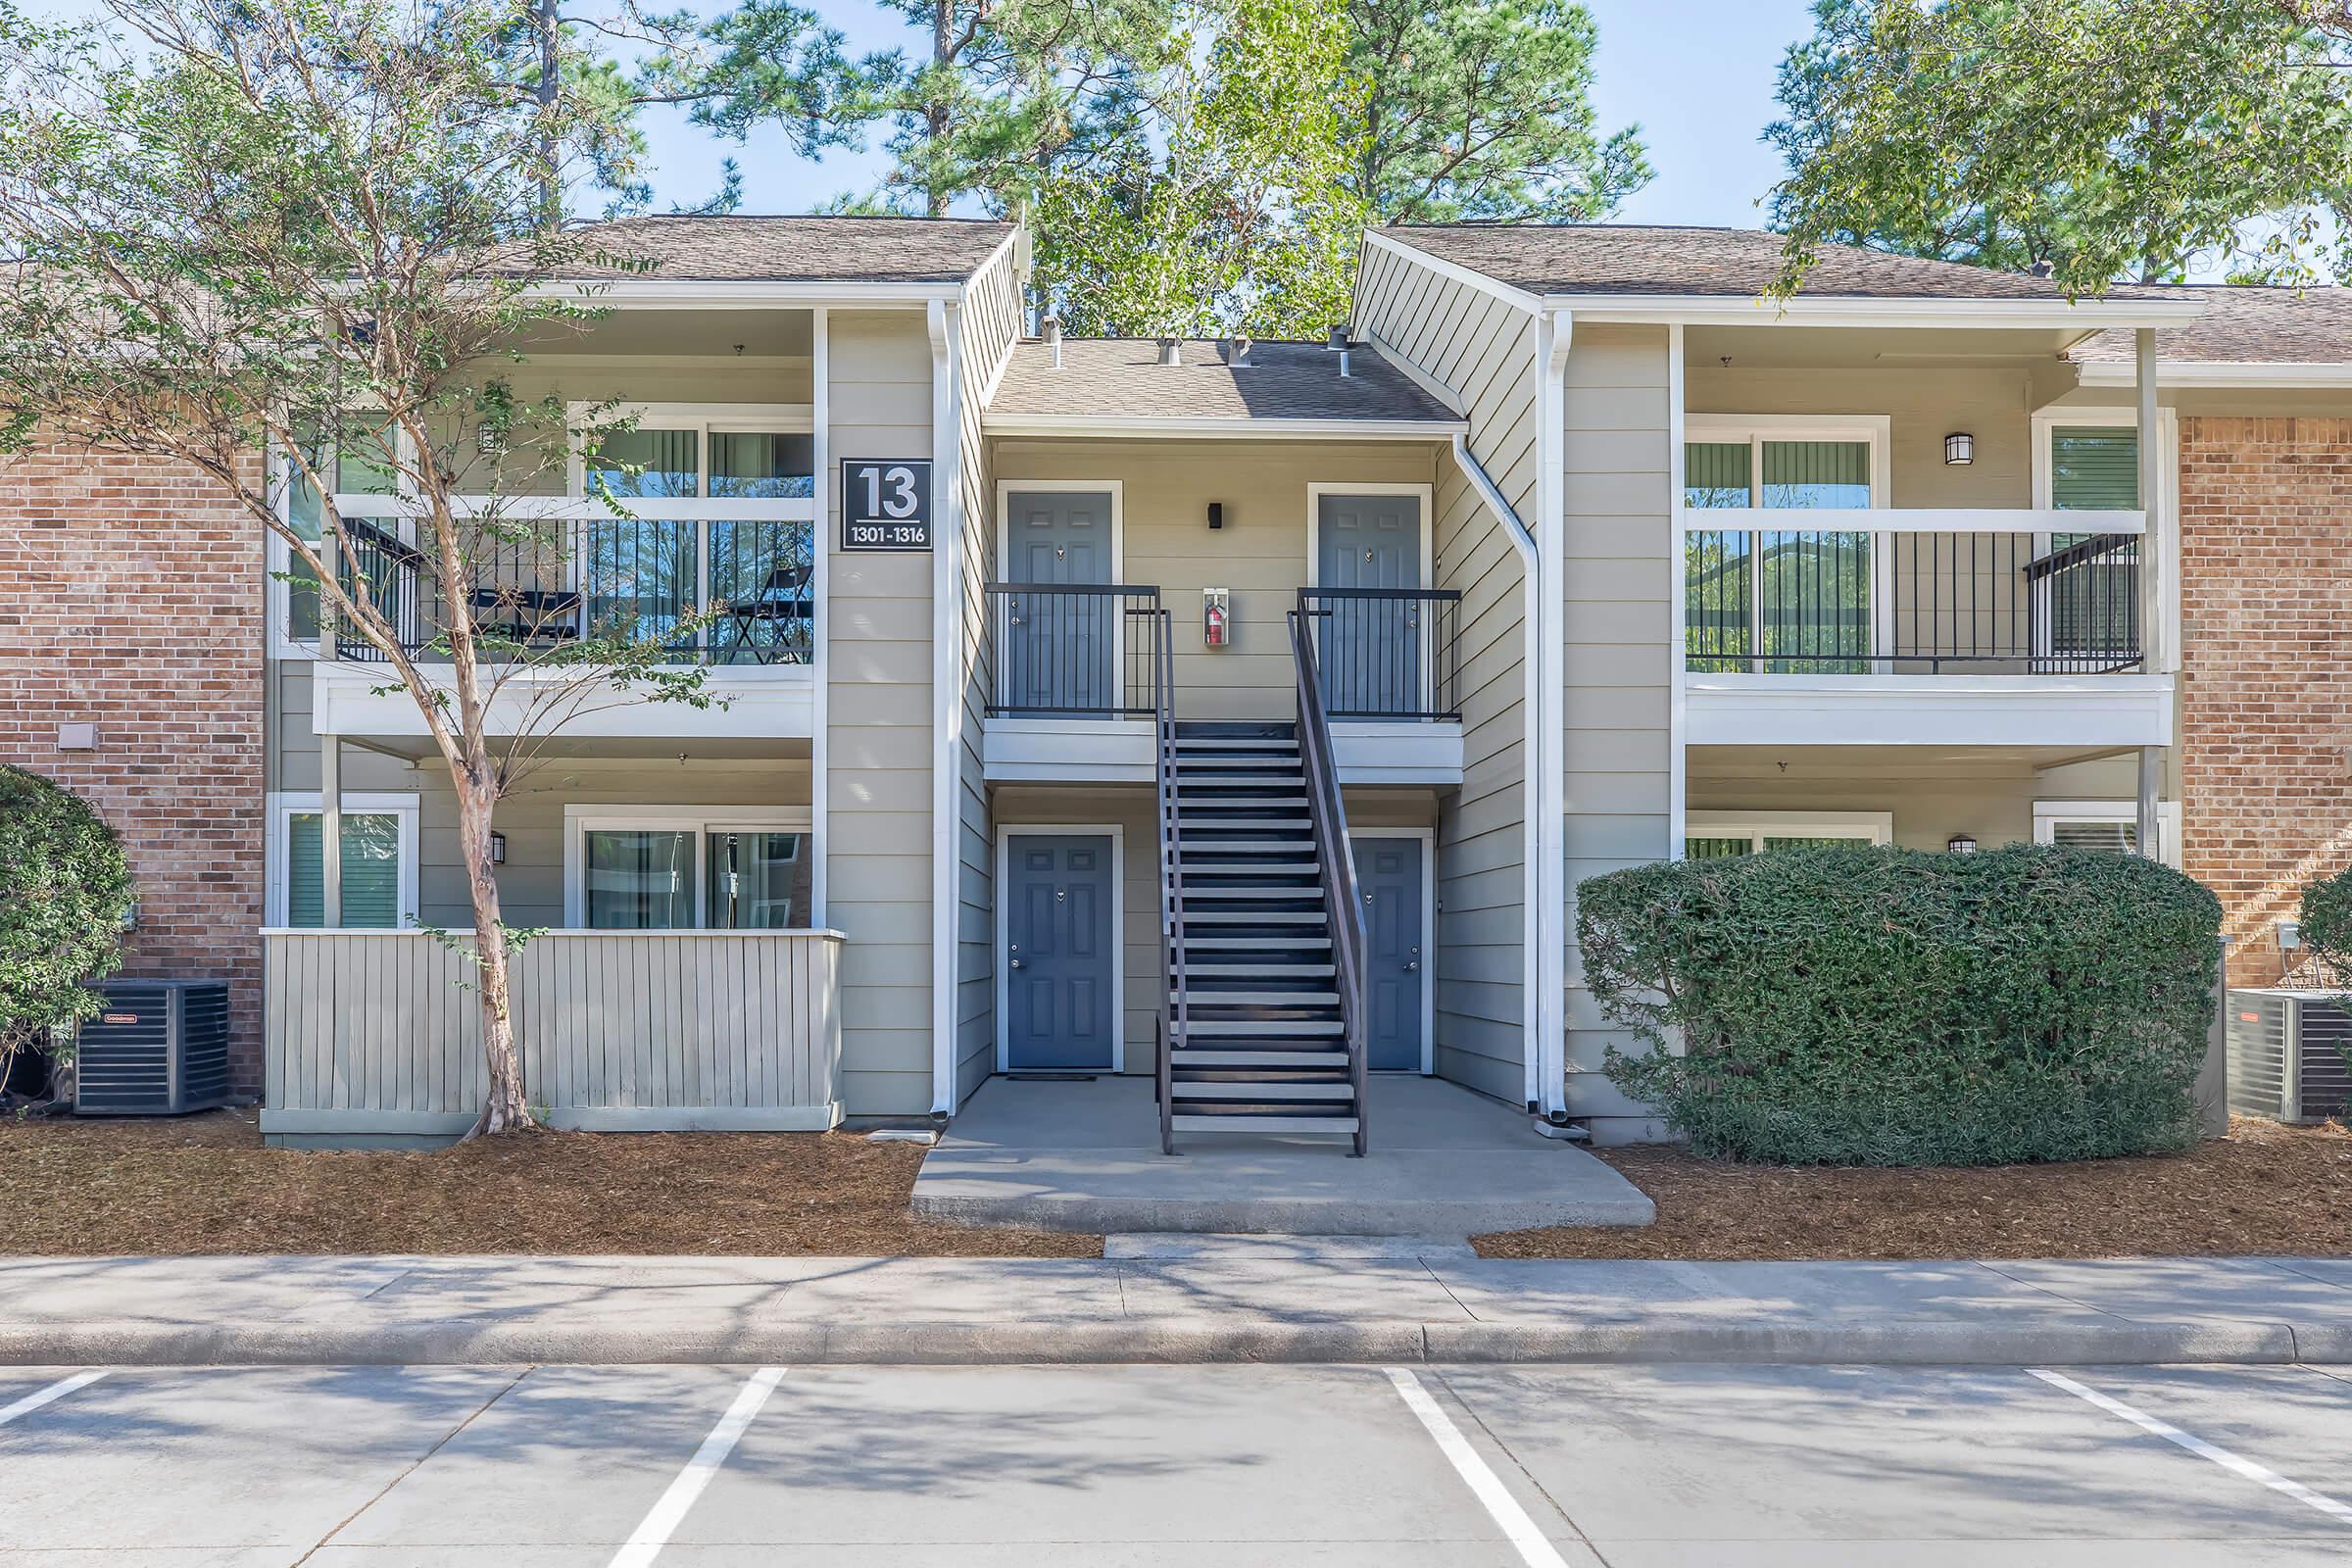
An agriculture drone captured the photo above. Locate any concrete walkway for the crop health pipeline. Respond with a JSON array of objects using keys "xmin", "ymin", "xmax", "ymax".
[
  {"xmin": 8, "ymin": 1251, "xmax": 2352, "ymax": 1367},
  {"xmin": 910, "ymin": 1076, "xmax": 1656, "ymax": 1234}
]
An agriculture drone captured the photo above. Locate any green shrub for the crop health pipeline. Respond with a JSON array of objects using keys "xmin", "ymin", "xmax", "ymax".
[
  {"xmin": 2298, "ymin": 862, "xmax": 2352, "ymax": 981},
  {"xmin": 0, "ymin": 765, "xmax": 135, "ymax": 1061},
  {"xmin": 1580, "ymin": 843, "xmax": 2220, "ymax": 1165}
]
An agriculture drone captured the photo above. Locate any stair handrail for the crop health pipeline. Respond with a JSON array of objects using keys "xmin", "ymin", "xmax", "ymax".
[
  {"xmin": 1151, "ymin": 605, "xmax": 1185, "ymax": 1154},
  {"xmin": 1289, "ymin": 595, "xmax": 1370, "ymax": 1156}
]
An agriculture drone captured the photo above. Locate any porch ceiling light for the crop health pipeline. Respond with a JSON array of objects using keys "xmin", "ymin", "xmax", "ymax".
[
  {"xmin": 1947, "ymin": 833, "xmax": 1978, "ymax": 855},
  {"xmin": 1943, "ymin": 431, "xmax": 1975, "ymax": 466}
]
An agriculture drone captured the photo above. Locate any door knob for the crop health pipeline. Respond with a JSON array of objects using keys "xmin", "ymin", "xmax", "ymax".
[
  {"xmin": 1009, "ymin": 957, "xmax": 1024, "ymax": 969},
  {"xmin": 1403, "ymin": 960, "xmax": 1419, "ymax": 971}
]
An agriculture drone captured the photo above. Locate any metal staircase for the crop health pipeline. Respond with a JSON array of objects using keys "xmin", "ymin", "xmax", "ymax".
[{"xmin": 1153, "ymin": 612, "xmax": 1369, "ymax": 1154}]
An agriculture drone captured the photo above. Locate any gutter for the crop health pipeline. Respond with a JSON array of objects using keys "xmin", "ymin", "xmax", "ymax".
[
  {"xmin": 929, "ymin": 299, "xmax": 962, "ymax": 1116},
  {"xmin": 1532, "ymin": 312, "xmax": 1572, "ymax": 1118}
]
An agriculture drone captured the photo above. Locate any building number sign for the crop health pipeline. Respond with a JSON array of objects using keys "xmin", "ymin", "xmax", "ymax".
[{"xmin": 841, "ymin": 459, "xmax": 933, "ymax": 551}]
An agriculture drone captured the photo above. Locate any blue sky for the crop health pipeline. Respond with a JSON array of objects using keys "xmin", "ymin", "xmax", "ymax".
[{"xmin": 638, "ymin": 0, "xmax": 1821, "ymax": 225}]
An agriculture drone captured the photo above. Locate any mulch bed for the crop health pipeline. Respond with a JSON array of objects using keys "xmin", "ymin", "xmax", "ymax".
[
  {"xmin": 1475, "ymin": 1115, "xmax": 2352, "ymax": 1260},
  {"xmin": 0, "ymin": 1108, "xmax": 1100, "ymax": 1257}
]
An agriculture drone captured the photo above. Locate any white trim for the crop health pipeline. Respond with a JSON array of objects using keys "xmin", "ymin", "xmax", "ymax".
[
  {"xmin": 1361, "ymin": 325, "xmax": 1469, "ymax": 416},
  {"xmin": 993, "ymin": 479, "xmax": 1128, "ymax": 582},
  {"xmin": 2034, "ymin": 797, "xmax": 2182, "ymax": 869},
  {"xmin": 2031, "ymin": 405, "xmax": 2180, "ymax": 672},
  {"xmin": 1534, "ymin": 309, "xmax": 1571, "ymax": 1115},
  {"xmin": 810, "ymin": 306, "xmax": 830, "ymax": 924},
  {"xmin": 2075, "ymin": 359, "xmax": 2352, "ymax": 388},
  {"xmin": 1668, "ymin": 323, "xmax": 1688, "ymax": 860},
  {"xmin": 993, "ymin": 823, "xmax": 1127, "ymax": 1074},
  {"xmin": 980, "ymin": 413, "xmax": 1465, "ymax": 440},
  {"xmin": 525, "ymin": 280, "xmax": 967, "ymax": 308},
  {"xmin": 265, "ymin": 791, "xmax": 421, "ymax": 928},
  {"xmin": 1685, "ymin": 809, "xmax": 1893, "ymax": 852},
  {"xmin": 260, "ymin": 925, "xmax": 847, "ymax": 940},
  {"xmin": 1545, "ymin": 294, "xmax": 2203, "ymax": 330},
  {"xmin": 1685, "ymin": 671, "xmax": 2176, "ymax": 749},
  {"xmin": 1677, "ymin": 506, "xmax": 2143, "ymax": 536},
  {"xmin": 563, "ymin": 806, "xmax": 814, "ymax": 930},
  {"xmin": 1361, "ymin": 229, "xmax": 1547, "ymax": 314},
  {"xmin": 930, "ymin": 298, "xmax": 961, "ymax": 1115},
  {"xmin": 1350, "ymin": 827, "xmax": 1437, "ymax": 1075}
]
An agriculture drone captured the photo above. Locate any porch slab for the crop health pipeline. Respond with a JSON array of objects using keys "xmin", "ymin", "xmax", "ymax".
[{"xmin": 909, "ymin": 1076, "xmax": 1657, "ymax": 1235}]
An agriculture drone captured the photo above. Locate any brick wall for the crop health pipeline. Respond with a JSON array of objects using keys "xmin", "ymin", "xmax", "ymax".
[
  {"xmin": 2180, "ymin": 416, "xmax": 2352, "ymax": 986},
  {"xmin": 0, "ymin": 447, "xmax": 267, "ymax": 1092}
]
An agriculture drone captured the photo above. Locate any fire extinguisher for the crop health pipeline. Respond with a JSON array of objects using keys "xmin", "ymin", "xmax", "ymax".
[{"xmin": 1202, "ymin": 590, "xmax": 1230, "ymax": 648}]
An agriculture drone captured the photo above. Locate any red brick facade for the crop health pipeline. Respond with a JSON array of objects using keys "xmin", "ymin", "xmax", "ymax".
[
  {"xmin": 0, "ymin": 448, "xmax": 267, "ymax": 1091},
  {"xmin": 2179, "ymin": 415, "xmax": 2352, "ymax": 985}
]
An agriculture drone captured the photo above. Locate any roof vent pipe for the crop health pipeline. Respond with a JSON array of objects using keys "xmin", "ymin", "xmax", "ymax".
[
  {"xmin": 1339, "ymin": 345, "xmax": 1351, "ymax": 378},
  {"xmin": 2029, "ymin": 260, "xmax": 2055, "ymax": 278},
  {"xmin": 1042, "ymin": 314, "xmax": 1062, "ymax": 367},
  {"xmin": 1326, "ymin": 323, "xmax": 1349, "ymax": 350},
  {"xmin": 1156, "ymin": 336, "xmax": 1182, "ymax": 367},
  {"xmin": 1224, "ymin": 334, "xmax": 1252, "ymax": 367}
]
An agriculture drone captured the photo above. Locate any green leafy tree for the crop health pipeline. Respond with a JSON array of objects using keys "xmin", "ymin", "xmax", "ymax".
[
  {"xmin": 0, "ymin": 0, "xmax": 720, "ymax": 1136},
  {"xmin": 1767, "ymin": 0, "xmax": 2352, "ymax": 294},
  {"xmin": 1344, "ymin": 0, "xmax": 1647, "ymax": 224},
  {"xmin": 0, "ymin": 766, "xmax": 134, "ymax": 1097},
  {"xmin": 1029, "ymin": 0, "xmax": 1366, "ymax": 336}
]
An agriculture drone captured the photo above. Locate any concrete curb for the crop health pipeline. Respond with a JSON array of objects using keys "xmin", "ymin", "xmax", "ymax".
[{"xmin": 0, "ymin": 1316, "xmax": 2323, "ymax": 1368}]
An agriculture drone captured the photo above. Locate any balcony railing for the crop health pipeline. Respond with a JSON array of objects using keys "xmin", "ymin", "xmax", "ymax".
[
  {"xmin": 305, "ymin": 503, "xmax": 814, "ymax": 668},
  {"xmin": 1298, "ymin": 587, "xmax": 1461, "ymax": 719},
  {"xmin": 985, "ymin": 583, "xmax": 1164, "ymax": 717},
  {"xmin": 1684, "ymin": 523, "xmax": 2142, "ymax": 675}
]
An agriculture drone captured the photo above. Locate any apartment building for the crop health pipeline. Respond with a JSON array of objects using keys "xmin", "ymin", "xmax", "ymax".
[{"xmin": 12, "ymin": 216, "xmax": 2333, "ymax": 1148}]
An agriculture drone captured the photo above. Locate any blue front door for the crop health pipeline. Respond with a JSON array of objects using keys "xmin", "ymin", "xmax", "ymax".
[
  {"xmin": 1316, "ymin": 494, "xmax": 1423, "ymax": 716},
  {"xmin": 1004, "ymin": 490, "xmax": 1115, "ymax": 712},
  {"xmin": 1005, "ymin": 834, "xmax": 1117, "ymax": 1071},
  {"xmin": 1353, "ymin": 836, "xmax": 1425, "ymax": 1072}
]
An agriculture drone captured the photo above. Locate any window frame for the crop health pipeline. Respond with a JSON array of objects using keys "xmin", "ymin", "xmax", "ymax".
[
  {"xmin": 269, "ymin": 412, "xmax": 418, "ymax": 661},
  {"xmin": 2030, "ymin": 406, "xmax": 2179, "ymax": 673},
  {"xmin": 264, "ymin": 790, "xmax": 421, "ymax": 929},
  {"xmin": 1683, "ymin": 809, "xmax": 1894, "ymax": 858},
  {"xmin": 1682, "ymin": 414, "xmax": 1894, "ymax": 670},
  {"xmin": 2033, "ymin": 798, "xmax": 2182, "ymax": 869},
  {"xmin": 563, "ymin": 803, "xmax": 815, "ymax": 930}
]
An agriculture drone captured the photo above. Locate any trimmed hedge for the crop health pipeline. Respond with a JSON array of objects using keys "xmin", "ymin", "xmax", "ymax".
[
  {"xmin": 2299, "ymin": 861, "xmax": 2352, "ymax": 980},
  {"xmin": 1580, "ymin": 844, "xmax": 2220, "ymax": 1165},
  {"xmin": 0, "ymin": 764, "xmax": 134, "ymax": 1046}
]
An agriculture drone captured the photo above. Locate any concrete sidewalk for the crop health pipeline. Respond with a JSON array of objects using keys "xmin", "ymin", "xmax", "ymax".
[{"xmin": 8, "ymin": 1250, "xmax": 2352, "ymax": 1366}]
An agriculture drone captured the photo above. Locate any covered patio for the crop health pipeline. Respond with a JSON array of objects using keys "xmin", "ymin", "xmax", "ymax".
[{"xmin": 910, "ymin": 1076, "xmax": 1656, "ymax": 1236}]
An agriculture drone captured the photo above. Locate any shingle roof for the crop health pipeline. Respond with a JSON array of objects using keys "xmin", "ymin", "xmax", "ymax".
[
  {"xmin": 1385, "ymin": 222, "xmax": 2173, "ymax": 302},
  {"xmin": 541, "ymin": 215, "xmax": 1014, "ymax": 283},
  {"xmin": 2068, "ymin": 285, "xmax": 2352, "ymax": 364},
  {"xmin": 986, "ymin": 338, "xmax": 1459, "ymax": 425}
]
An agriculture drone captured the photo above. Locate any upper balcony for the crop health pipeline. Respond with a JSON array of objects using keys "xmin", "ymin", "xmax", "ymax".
[{"xmin": 979, "ymin": 583, "xmax": 1466, "ymax": 785}]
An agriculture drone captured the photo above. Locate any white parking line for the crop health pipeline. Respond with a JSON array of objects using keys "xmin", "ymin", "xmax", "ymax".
[
  {"xmin": 608, "ymin": 1366, "xmax": 787, "ymax": 1568},
  {"xmin": 1385, "ymin": 1367, "xmax": 1572, "ymax": 1568},
  {"xmin": 2030, "ymin": 1369, "xmax": 2352, "ymax": 1527},
  {"xmin": 0, "ymin": 1369, "xmax": 107, "ymax": 1430}
]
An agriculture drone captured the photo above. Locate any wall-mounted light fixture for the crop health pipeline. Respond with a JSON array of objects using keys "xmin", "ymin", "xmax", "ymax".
[
  {"xmin": 1947, "ymin": 833, "xmax": 1978, "ymax": 855},
  {"xmin": 489, "ymin": 831, "xmax": 508, "ymax": 865},
  {"xmin": 1206, "ymin": 502, "xmax": 1224, "ymax": 531},
  {"xmin": 1943, "ymin": 431, "xmax": 1975, "ymax": 466}
]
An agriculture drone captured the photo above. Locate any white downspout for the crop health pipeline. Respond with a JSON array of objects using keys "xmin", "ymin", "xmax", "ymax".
[
  {"xmin": 1534, "ymin": 311, "xmax": 1572, "ymax": 1116},
  {"xmin": 809, "ymin": 306, "xmax": 830, "ymax": 924},
  {"xmin": 1448, "ymin": 433, "xmax": 1547, "ymax": 1118},
  {"xmin": 928, "ymin": 298, "xmax": 962, "ymax": 1114}
]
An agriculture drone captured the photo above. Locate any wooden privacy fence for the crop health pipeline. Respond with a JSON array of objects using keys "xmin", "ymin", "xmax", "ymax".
[{"xmin": 261, "ymin": 929, "xmax": 846, "ymax": 1143}]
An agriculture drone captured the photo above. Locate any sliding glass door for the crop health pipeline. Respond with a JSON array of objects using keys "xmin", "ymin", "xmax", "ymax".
[{"xmin": 1686, "ymin": 431, "xmax": 1877, "ymax": 673}]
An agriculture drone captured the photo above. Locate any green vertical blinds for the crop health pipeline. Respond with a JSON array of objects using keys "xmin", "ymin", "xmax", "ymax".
[
  {"xmin": 2051, "ymin": 428, "xmax": 2138, "ymax": 512},
  {"xmin": 288, "ymin": 812, "xmax": 401, "ymax": 928}
]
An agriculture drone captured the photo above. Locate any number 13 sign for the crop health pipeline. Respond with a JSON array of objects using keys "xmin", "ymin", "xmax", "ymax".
[{"xmin": 840, "ymin": 459, "xmax": 933, "ymax": 551}]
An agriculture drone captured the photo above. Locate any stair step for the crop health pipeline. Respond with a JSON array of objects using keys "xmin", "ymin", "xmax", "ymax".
[
  {"xmin": 1176, "ymin": 818, "xmax": 1310, "ymax": 832},
  {"xmin": 1173, "ymin": 991, "xmax": 1341, "ymax": 1006},
  {"xmin": 1170, "ymin": 1049, "xmax": 1349, "ymax": 1066},
  {"xmin": 1183, "ymin": 1018, "xmax": 1346, "ymax": 1036},
  {"xmin": 1182, "ymin": 862, "xmax": 1320, "ymax": 876},
  {"xmin": 1175, "ymin": 1081, "xmax": 1354, "ymax": 1101},
  {"xmin": 1179, "ymin": 910, "xmax": 1326, "ymax": 924},
  {"xmin": 1178, "ymin": 839, "xmax": 1314, "ymax": 854},
  {"xmin": 1168, "ymin": 1113, "xmax": 1360, "ymax": 1133},
  {"xmin": 1180, "ymin": 794, "xmax": 1308, "ymax": 805},
  {"xmin": 1182, "ymin": 886, "xmax": 1325, "ymax": 901},
  {"xmin": 1174, "ymin": 737, "xmax": 1297, "ymax": 751},
  {"xmin": 1184, "ymin": 963, "xmax": 1336, "ymax": 977},
  {"xmin": 1182, "ymin": 936, "xmax": 1333, "ymax": 951}
]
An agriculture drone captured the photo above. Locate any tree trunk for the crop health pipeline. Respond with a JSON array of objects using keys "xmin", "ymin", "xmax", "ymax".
[
  {"xmin": 536, "ymin": 0, "xmax": 563, "ymax": 229},
  {"xmin": 928, "ymin": 1, "xmax": 953, "ymax": 218},
  {"xmin": 456, "ymin": 779, "xmax": 535, "ymax": 1137}
]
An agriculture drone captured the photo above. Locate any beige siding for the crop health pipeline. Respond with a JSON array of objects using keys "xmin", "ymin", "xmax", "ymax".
[
  {"xmin": 263, "ymin": 929, "xmax": 844, "ymax": 1142},
  {"xmin": 992, "ymin": 784, "xmax": 1437, "ymax": 1075},
  {"xmin": 827, "ymin": 311, "xmax": 938, "ymax": 1114},
  {"xmin": 991, "ymin": 439, "xmax": 1442, "ymax": 721},
  {"xmin": 1562, "ymin": 325, "xmax": 1675, "ymax": 1127},
  {"xmin": 956, "ymin": 248, "xmax": 1025, "ymax": 1102}
]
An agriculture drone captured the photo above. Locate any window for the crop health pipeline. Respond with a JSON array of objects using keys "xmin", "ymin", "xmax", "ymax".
[
  {"xmin": 1684, "ymin": 418, "xmax": 1886, "ymax": 674},
  {"xmin": 564, "ymin": 808, "xmax": 812, "ymax": 930},
  {"xmin": 267, "ymin": 793, "xmax": 419, "ymax": 928},
  {"xmin": 2034, "ymin": 800, "xmax": 2181, "ymax": 869},
  {"xmin": 1683, "ymin": 810, "xmax": 1893, "ymax": 858},
  {"xmin": 274, "ymin": 416, "xmax": 407, "ymax": 650},
  {"xmin": 576, "ymin": 415, "xmax": 815, "ymax": 664}
]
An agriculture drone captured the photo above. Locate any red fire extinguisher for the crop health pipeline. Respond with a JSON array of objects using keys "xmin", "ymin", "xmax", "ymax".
[{"xmin": 1203, "ymin": 593, "xmax": 1230, "ymax": 648}]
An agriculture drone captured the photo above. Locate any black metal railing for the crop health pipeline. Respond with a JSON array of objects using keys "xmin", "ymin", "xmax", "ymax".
[
  {"xmin": 1296, "ymin": 587, "xmax": 1462, "ymax": 720},
  {"xmin": 1149, "ymin": 605, "xmax": 1183, "ymax": 1156},
  {"xmin": 1683, "ymin": 528, "xmax": 2143, "ymax": 675},
  {"xmin": 985, "ymin": 583, "xmax": 1164, "ymax": 716},
  {"xmin": 1290, "ymin": 604, "xmax": 1370, "ymax": 1157},
  {"xmin": 305, "ymin": 516, "xmax": 815, "ymax": 667}
]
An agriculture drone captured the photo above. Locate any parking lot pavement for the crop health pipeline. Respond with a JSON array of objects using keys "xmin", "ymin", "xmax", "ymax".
[{"xmin": 1, "ymin": 1361, "xmax": 2349, "ymax": 1565}]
